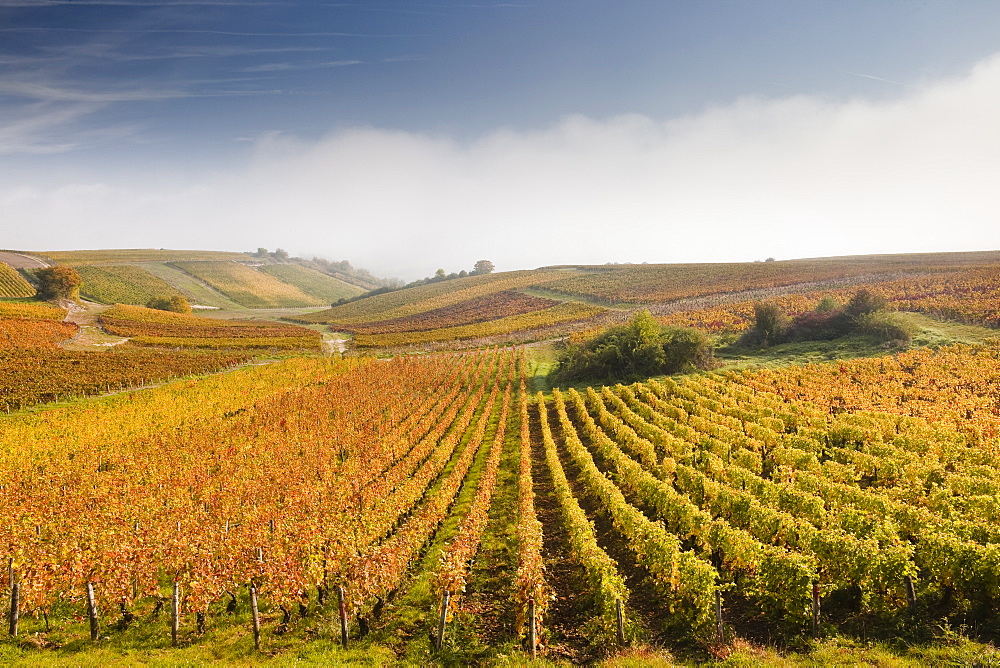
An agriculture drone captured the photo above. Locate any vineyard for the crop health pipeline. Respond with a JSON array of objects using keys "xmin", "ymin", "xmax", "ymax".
[
  {"xmin": 0, "ymin": 305, "xmax": 254, "ymax": 412},
  {"xmin": 255, "ymin": 263, "xmax": 365, "ymax": 303},
  {"xmin": 353, "ymin": 301, "xmax": 606, "ymax": 348},
  {"xmin": 294, "ymin": 268, "xmax": 575, "ymax": 326},
  {"xmin": 99, "ymin": 304, "xmax": 322, "ymax": 351},
  {"xmin": 0, "ymin": 334, "xmax": 997, "ymax": 664},
  {"xmin": 3, "ymin": 250, "xmax": 1000, "ymax": 664},
  {"xmin": 541, "ymin": 251, "xmax": 1000, "ymax": 304},
  {"xmin": 75, "ymin": 265, "xmax": 181, "ymax": 306},
  {"xmin": 0, "ymin": 262, "xmax": 35, "ymax": 298},
  {"xmin": 168, "ymin": 262, "xmax": 325, "ymax": 308},
  {"xmin": 657, "ymin": 267, "xmax": 1000, "ymax": 333},
  {"xmin": 339, "ymin": 290, "xmax": 559, "ymax": 335}
]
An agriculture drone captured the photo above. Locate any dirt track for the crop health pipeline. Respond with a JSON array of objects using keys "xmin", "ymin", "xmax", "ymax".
[
  {"xmin": 59, "ymin": 301, "xmax": 129, "ymax": 350},
  {"xmin": 0, "ymin": 250, "xmax": 48, "ymax": 269}
]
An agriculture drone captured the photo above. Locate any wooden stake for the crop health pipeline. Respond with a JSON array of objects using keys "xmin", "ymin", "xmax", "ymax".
[
  {"xmin": 435, "ymin": 591, "xmax": 450, "ymax": 651},
  {"xmin": 715, "ymin": 590, "xmax": 724, "ymax": 644},
  {"xmin": 811, "ymin": 583, "xmax": 821, "ymax": 639},
  {"xmin": 8, "ymin": 582, "xmax": 18, "ymax": 637},
  {"xmin": 904, "ymin": 575, "xmax": 917, "ymax": 611},
  {"xmin": 171, "ymin": 581, "xmax": 180, "ymax": 646},
  {"xmin": 616, "ymin": 598, "xmax": 625, "ymax": 645},
  {"xmin": 86, "ymin": 582, "xmax": 99, "ymax": 641},
  {"xmin": 250, "ymin": 586, "xmax": 261, "ymax": 652},
  {"xmin": 337, "ymin": 585, "xmax": 348, "ymax": 649},
  {"xmin": 527, "ymin": 598, "xmax": 537, "ymax": 659}
]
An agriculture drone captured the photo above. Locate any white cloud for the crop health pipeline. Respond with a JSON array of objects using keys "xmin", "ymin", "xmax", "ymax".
[{"xmin": 4, "ymin": 52, "xmax": 1000, "ymax": 279}]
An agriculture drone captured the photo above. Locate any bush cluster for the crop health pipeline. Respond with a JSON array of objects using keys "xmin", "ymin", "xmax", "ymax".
[
  {"xmin": 554, "ymin": 310, "xmax": 714, "ymax": 383},
  {"xmin": 744, "ymin": 290, "xmax": 914, "ymax": 347}
]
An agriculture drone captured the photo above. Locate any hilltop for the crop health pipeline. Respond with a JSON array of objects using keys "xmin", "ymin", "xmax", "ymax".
[{"xmin": 292, "ymin": 249, "xmax": 1000, "ymax": 350}]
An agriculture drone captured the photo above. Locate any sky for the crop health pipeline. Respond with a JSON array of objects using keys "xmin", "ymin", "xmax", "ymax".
[{"xmin": 2, "ymin": 1, "xmax": 1000, "ymax": 279}]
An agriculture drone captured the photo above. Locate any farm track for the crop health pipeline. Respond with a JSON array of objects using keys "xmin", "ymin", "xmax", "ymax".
[
  {"xmin": 528, "ymin": 405, "xmax": 598, "ymax": 664},
  {"xmin": 459, "ymin": 427, "xmax": 520, "ymax": 650}
]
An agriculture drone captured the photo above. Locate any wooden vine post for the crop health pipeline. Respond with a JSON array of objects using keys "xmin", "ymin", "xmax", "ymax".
[
  {"xmin": 904, "ymin": 575, "xmax": 917, "ymax": 612},
  {"xmin": 811, "ymin": 583, "xmax": 821, "ymax": 639},
  {"xmin": 715, "ymin": 590, "xmax": 724, "ymax": 644},
  {"xmin": 527, "ymin": 598, "xmax": 537, "ymax": 659},
  {"xmin": 616, "ymin": 599, "xmax": 625, "ymax": 645},
  {"xmin": 336, "ymin": 585, "xmax": 349, "ymax": 649},
  {"xmin": 171, "ymin": 581, "xmax": 180, "ymax": 646},
  {"xmin": 250, "ymin": 585, "xmax": 261, "ymax": 652},
  {"xmin": 86, "ymin": 582, "xmax": 99, "ymax": 641},
  {"xmin": 435, "ymin": 590, "xmax": 450, "ymax": 651},
  {"xmin": 8, "ymin": 581, "xmax": 18, "ymax": 637}
]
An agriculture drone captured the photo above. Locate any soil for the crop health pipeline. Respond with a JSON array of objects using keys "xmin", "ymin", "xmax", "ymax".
[{"xmin": 58, "ymin": 300, "xmax": 129, "ymax": 350}]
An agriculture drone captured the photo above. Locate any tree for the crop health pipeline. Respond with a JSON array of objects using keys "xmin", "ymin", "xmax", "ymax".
[
  {"xmin": 471, "ymin": 260, "xmax": 495, "ymax": 275},
  {"xmin": 458, "ymin": 269, "xmax": 468, "ymax": 278},
  {"xmin": 433, "ymin": 268, "xmax": 446, "ymax": 281},
  {"xmin": 254, "ymin": 247, "xmax": 269, "ymax": 258},
  {"xmin": 271, "ymin": 248, "xmax": 289, "ymax": 262},
  {"xmin": 35, "ymin": 265, "xmax": 82, "ymax": 301}
]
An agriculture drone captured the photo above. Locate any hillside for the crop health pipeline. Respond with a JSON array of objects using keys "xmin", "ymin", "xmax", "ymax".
[
  {"xmin": 293, "ymin": 250, "xmax": 1000, "ymax": 350},
  {"xmin": 2, "ymin": 248, "xmax": 1000, "ymax": 666},
  {"xmin": 7, "ymin": 248, "xmax": 369, "ymax": 310}
]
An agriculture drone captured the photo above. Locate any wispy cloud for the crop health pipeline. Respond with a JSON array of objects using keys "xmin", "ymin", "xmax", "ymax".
[
  {"xmin": 241, "ymin": 59, "xmax": 362, "ymax": 72},
  {"xmin": 36, "ymin": 43, "xmax": 337, "ymax": 62},
  {"xmin": 846, "ymin": 71, "xmax": 904, "ymax": 86},
  {"xmin": 0, "ymin": 27, "xmax": 415, "ymax": 37},
  {"xmin": 0, "ymin": 1, "xmax": 281, "ymax": 6}
]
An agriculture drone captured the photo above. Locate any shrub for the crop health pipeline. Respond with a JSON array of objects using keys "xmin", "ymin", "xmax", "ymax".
[
  {"xmin": 855, "ymin": 311, "xmax": 915, "ymax": 345},
  {"xmin": 789, "ymin": 309, "xmax": 851, "ymax": 341},
  {"xmin": 147, "ymin": 295, "xmax": 192, "ymax": 314},
  {"xmin": 845, "ymin": 289, "xmax": 887, "ymax": 317},
  {"xmin": 660, "ymin": 326, "xmax": 714, "ymax": 374},
  {"xmin": 742, "ymin": 301, "xmax": 788, "ymax": 347}
]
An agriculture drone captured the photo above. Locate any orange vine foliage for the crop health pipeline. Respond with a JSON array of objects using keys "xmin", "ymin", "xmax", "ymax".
[{"xmin": 0, "ymin": 348, "xmax": 513, "ymax": 623}]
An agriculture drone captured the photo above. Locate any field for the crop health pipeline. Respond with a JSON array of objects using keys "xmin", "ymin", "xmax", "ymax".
[
  {"xmin": 353, "ymin": 301, "xmax": 606, "ymax": 347},
  {"xmin": 99, "ymin": 304, "xmax": 322, "ymax": 351},
  {"xmin": 656, "ymin": 266, "xmax": 1000, "ymax": 333},
  {"xmin": 0, "ymin": 305, "xmax": 251, "ymax": 412},
  {"xmin": 170, "ymin": 262, "xmax": 325, "ymax": 308},
  {"xmin": 541, "ymin": 251, "xmax": 1000, "ymax": 304},
  {"xmin": 255, "ymin": 263, "xmax": 365, "ymax": 302},
  {"xmin": 295, "ymin": 268, "xmax": 575, "ymax": 325},
  {"xmin": 4, "ymin": 249, "xmax": 1000, "ymax": 665},
  {"xmin": 76, "ymin": 264, "xmax": 182, "ymax": 305},
  {"xmin": 338, "ymin": 290, "xmax": 559, "ymax": 334},
  {"xmin": 0, "ymin": 262, "xmax": 35, "ymax": 298}
]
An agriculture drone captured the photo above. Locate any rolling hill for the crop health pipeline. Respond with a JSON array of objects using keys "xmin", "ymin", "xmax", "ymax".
[{"xmin": 5, "ymin": 249, "xmax": 369, "ymax": 310}]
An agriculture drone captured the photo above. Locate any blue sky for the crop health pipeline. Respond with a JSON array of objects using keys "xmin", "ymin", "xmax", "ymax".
[{"xmin": 3, "ymin": 1, "xmax": 1000, "ymax": 278}]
